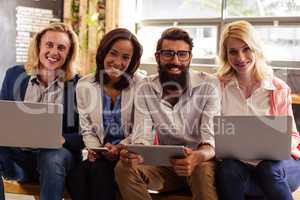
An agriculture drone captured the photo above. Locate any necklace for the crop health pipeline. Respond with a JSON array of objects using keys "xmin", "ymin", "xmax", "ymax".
[{"xmin": 237, "ymin": 80, "xmax": 260, "ymax": 99}]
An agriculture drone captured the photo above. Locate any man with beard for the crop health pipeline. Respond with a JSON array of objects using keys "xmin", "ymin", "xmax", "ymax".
[{"xmin": 115, "ymin": 27, "xmax": 220, "ymax": 200}]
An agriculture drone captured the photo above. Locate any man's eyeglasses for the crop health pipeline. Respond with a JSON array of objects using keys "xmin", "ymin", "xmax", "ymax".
[{"xmin": 158, "ymin": 50, "xmax": 191, "ymax": 61}]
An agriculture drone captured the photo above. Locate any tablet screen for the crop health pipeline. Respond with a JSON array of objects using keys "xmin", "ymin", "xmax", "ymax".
[{"xmin": 127, "ymin": 145, "xmax": 186, "ymax": 166}]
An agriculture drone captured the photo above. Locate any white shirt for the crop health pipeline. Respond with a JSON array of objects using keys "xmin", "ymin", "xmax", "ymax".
[
  {"xmin": 221, "ymin": 77, "xmax": 276, "ymax": 165},
  {"xmin": 222, "ymin": 77, "xmax": 275, "ymax": 116},
  {"xmin": 131, "ymin": 70, "xmax": 221, "ymax": 149}
]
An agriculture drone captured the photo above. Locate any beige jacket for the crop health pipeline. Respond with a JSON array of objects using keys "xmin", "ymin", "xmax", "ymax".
[{"xmin": 76, "ymin": 73, "xmax": 144, "ymax": 148}]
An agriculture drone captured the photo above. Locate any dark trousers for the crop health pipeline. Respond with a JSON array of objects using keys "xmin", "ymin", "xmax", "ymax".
[
  {"xmin": 216, "ymin": 159, "xmax": 300, "ymax": 200},
  {"xmin": 67, "ymin": 158, "xmax": 117, "ymax": 200}
]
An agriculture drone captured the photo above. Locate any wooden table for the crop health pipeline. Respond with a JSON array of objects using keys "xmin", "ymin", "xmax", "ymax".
[{"xmin": 292, "ymin": 94, "xmax": 300, "ymax": 105}]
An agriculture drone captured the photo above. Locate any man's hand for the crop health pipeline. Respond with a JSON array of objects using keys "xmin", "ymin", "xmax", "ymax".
[
  {"xmin": 170, "ymin": 144, "xmax": 215, "ymax": 176},
  {"xmin": 61, "ymin": 136, "xmax": 65, "ymax": 145},
  {"xmin": 170, "ymin": 147, "xmax": 201, "ymax": 176},
  {"xmin": 119, "ymin": 148, "xmax": 144, "ymax": 167}
]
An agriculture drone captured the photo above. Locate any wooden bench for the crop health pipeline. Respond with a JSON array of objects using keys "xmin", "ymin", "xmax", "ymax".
[
  {"xmin": 4, "ymin": 179, "xmax": 300, "ymax": 200},
  {"xmin": 4, "ymin": 181, "xmax": 181, "ymax": 200},
  {"xmin": 4, "ymin": 180, "xmax": 187, "ymax": 200},
  {"xmin": 292, "ymin": 94, "xmax": 300, "ymax": 105},
  {"xmin": 3, "ymin": 180, "xmax": 71, "ymax": 200},
  {"xmin": 149, "ymin": 190, "xmax": 300, "ymax": 200}
]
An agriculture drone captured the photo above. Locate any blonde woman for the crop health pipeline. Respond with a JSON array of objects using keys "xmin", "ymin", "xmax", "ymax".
[
  {"xmin": 0, "ymin": 22, "xmax": 83, "ymax": 200},
  {"xmin": 215, "ymin": 20, "xmax": 300, "ymax": 200}
]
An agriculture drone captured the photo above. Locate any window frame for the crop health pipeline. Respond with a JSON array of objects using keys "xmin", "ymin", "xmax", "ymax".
[{"xmin": 131, "ymin": 0, "xmax": 300, "ymax": 69}]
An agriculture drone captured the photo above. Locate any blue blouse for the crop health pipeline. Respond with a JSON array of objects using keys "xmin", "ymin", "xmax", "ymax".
[{"xmin": 102, "ymin": 92, "xmax": 124, "ymax": 144}]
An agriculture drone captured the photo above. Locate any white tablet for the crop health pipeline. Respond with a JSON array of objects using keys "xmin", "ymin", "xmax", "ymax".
[{"xmin": 127, "ymin": 144, "xmax": 186, "ymax": 166}]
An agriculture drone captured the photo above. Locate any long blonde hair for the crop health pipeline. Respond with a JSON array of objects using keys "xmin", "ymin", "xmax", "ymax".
[
  {"xmin": 25, "ymin": 22, "xmax": 79, "ymax": 81},
  {"xmin": 217, "ymin": 20, "xmax": 273, "ymax": 81}
]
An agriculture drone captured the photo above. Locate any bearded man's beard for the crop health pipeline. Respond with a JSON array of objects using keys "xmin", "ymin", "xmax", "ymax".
[{"xmin": 158, "ymin": 63, "xmax": 189, "ymax": 91}]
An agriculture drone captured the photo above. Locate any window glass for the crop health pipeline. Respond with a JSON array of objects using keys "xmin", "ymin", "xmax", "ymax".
[
  {"xmin": 137, "ymin": 26, "xmax": 166, "ymax": 63},
  {"xmin": 125, "ymin": 0, "xmax": 300, "ymax": 64},
  {"xmin": 137, "ymin": 25, "xmax": 217, "ymax": 62},
  {"xmin": 227, "ymin": 0, "xmax": 300, "ymax": 17},
  {"xmin": 255, "ymin": 26, "xmax": 300, "ymax": 61},
  {"xmin": 138, "ymin": 0, "xmax": 221, "ymax": 19}
]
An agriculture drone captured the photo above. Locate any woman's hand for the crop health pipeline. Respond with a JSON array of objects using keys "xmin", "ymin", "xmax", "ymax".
[
  {"xmin": 102, "ymin": 143, "xmax": 121, "ymax": 161},
  {"xmin": 291, "ymin": 135, "xmax": 300, "ymax": 159},
  {"xmin": 87, "ymin": 149, "xmax": 101, "ymax": 162}
]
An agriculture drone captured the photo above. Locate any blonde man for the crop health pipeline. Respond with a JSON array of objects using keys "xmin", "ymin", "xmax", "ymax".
[{"xmin": 0, "ymin": 22, "xmax": 84, "ymax": 200}]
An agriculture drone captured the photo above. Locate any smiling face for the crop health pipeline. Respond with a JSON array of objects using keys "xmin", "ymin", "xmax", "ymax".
[
  {"xmin": 156, "ymin": 39, "xmax": 191, "ymax": 76},
  {"xmin": 38, "ymin": 31, "xmax": 71, "ymax": 72},
  {"xmin": 156, "ymin": 39, "xmax": 191, "ymax": 91},
  {"xmin": 103, "ymin": 39, "xmax": 133, "ymax": 82},
  {"xmin": 39, "ymin": 31, "xmax": 71, "ymax": 71},
  {"xmin": 226, "ymin": 37, "xmax": 256, "ymax": 77}
]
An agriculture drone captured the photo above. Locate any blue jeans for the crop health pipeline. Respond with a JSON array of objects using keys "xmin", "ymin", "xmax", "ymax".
[
  {"xmin": 0, "ymin": 147, "xmax": 73, "ymax": 200},
  {"xmin": 216, "ymin": 159, "xmax": 300, "ymax": 200}
]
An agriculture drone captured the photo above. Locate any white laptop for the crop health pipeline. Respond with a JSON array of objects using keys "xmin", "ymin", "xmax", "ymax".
[
  {"xmin": 214, "ymin": 116, "xmax": 292, "ymax": 160},
  {"xmin": 0, "ymin": 100, "xmax": 63, "ymax": 149}
]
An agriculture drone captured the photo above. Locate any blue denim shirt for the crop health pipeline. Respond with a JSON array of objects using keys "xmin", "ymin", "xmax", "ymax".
[{"xmin": 102, "ymin": 93, "xmax": 125, "ymax": 144}]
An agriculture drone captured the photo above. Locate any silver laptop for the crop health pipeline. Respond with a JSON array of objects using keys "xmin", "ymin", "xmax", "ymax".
[
  {"xmin": 0, "ymin": 100, "xmax": 63, "ymax": 149},
  {"xmin": 214, "ymin": 116, "xmax": 292, "ymax": 160}
]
